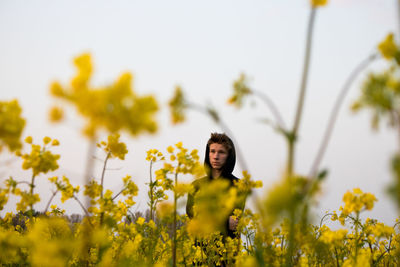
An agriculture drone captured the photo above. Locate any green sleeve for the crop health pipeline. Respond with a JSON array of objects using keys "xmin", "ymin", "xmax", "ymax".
[{"xmin": 186, "ymin": 190, "xmax": 195, "ymax": 219}]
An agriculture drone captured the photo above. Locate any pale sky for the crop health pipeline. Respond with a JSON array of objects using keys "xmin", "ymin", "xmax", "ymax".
[{"xmin": 0, "ymin": 0, "xmax": 398, "ymax": 226}]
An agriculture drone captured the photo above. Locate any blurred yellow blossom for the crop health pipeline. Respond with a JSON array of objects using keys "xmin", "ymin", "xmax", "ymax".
[
  {"xmin": 0, "ymin": 100, "xmax": 25, "ymax": 152},
  {"xmin": 25, "ymin": 136, "xmax": 32, "ymax": 144},
  {"xmin": 378, "ymin": 33, "xmax": 398, "ymax": 60},
  {"xmin": 48, "ymin": 106, "xmax": 64, "ymax": 123},
  {"xmin": 227, "ymin": 73, "xmax": 252, "ymax": 108},
  {"xmin": 49, "ymin": 53, "xmax": 159, "ymax": 138},
  {"xmin": 167, "ymin": 145, "xmax": 174, "ymax": 153},
  {"xmin": 311, "ymin": 0, "xmax": 328, "ymax": 7},
  {"xmin": 320, "ymin": 227, "xmax": 348, "ymax": 246},
  {"xmin": 136, "ymin": 217, "xmax": 145, "ymax": 226},
  {"xmin": 43, "ymin": 136, "xmax": 51, "ymax": 145},
  {"xmin": 168, "ymin": 85, "xmax": 187, "ymax": 124}
]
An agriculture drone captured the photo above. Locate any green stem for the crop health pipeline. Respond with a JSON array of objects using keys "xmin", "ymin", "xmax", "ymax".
[
  {"xmin": 286, "ymin": 7, "xmax": 317, "ymax": 267},
  {"xmin": 99, "ymin": 152, "xmax": 110, "ymax": 226},
  {"xmin": 82, "ymin": 137, "xmax": 96, "ymax": 260},
  {"xmin": 287, "ymin": 138, "xmax": 295, "ymax": 176},
  {"xmin": 150, "ymin": 160, "xmax": 154, "ymax": 221},
  {"xmin": 292, "ymin": 7, "xmax": 316, "ymax": 142},
  {"xmin": 354, "ymin": 212, "xmax": 360, "ymax": 264},
  {"xmin": 288, "ymin": 7, "xmax": 317, "ymax": 176},
  {"xmin": 29, "ymin": 174, "xmax": 36, "ymax": 212},
  {"xmin": 172, "ymin": 168, "xmax": 179, "ymax": 267},
  {"xmin": 100, "ymin": 152, "xmax": 111, "ymax": 199}
]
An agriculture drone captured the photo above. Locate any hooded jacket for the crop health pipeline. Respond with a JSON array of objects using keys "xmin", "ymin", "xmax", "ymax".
[{"xmin": 186, "ymin": 136, "xmax": 245, "ymax": 238}]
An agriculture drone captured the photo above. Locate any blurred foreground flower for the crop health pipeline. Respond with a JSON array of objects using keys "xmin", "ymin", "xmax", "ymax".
[
  {"xmin": 227, "ymin": 73, "xmax": 252, "ymax": 108},
  {"xmin": 311, "ymin": 0, "xmax": 328, "ymax": 7},
  {"xmin": 187, "ymin": 179, "xmax": 237, "ymax": 238},
  {"xmin": 49, "ymin": 53, "xmax": 159, "ymax": 137},
  {"xmin": 168, "ymin": 85, "xmax": 187, "ymax": 124},
  {"xmin": 378, "ymin": 33, "xmax": 399, "ymax": 62},
  {"xmin": 0, "ymin": 99, "xmax": 25, "ymax": 152}
]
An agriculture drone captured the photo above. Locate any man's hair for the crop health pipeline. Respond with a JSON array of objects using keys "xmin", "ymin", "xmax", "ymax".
[{"xmin": 207, "ymin": 133, "xmax": 232, "ymax": 152}]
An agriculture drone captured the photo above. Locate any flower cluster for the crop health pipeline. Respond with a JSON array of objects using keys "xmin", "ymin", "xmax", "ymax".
[
  {"xmin": 227, "ymin": 73, "xmax": 252, "ymax": 108},
  {"xmin": 18, "ymin": 136, "xmax": 60, "ymax": 176},
  {"xmin": 48, "ymin": 176, "xmax": 80, "ymax": 203},
  {"xmin": 378, "ymin": 33, "xmax": 399, "ymax": 63},
  {"xmin": 168, "ymin": 85, "xmax": 187, "ymax": 124},
  {"xmin": 97, "ymin": 133, "xmax": 128, "ymax": 160},
  {"xmin": 341, "ymin": 188, "xmax": 377, "ymax": 215},
  {"xmin": 0, "ymin": 138, "xmax": 399, "ymax": 266},
  {"xmin": 49, "ymin": 53, "xmax": 159, "ymax": 137}
]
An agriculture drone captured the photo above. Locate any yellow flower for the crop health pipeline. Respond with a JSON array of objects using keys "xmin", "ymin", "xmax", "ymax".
[
  {"xmin": 48, "ymin": 106, "xmax": 64, "ymax": 123},
  {"xmin": 341, "ymin": 188, "xmax": 377, "ymax": 215},
  {"xmin": 49, "ymin": 53, "xmax": 159, "ymax": 138},
  {"xmin": 157, "ymin": 201, "xmax": 174, "ymax": 219},
  {"xmin": 228, "ymin": 73, "xmax": 252, "ymax": 108},
  {"xmin": 0, "ymin": 100, "xmax": 26, "ymax": 152},
  {"xmin": 18, "ymin": 137, "xmax": 61, "ymax": 176},
  {"xmin": 168, "ymin": 85, "xmax": 187, "ymax": 124},
  {"xmin": 136, "ymin": 217, "xmax": 145, "ymax": 225},
  {"xmin": 320, "ymin": 228, "xmax": 348, "ymax": 245},
  {"xmin": 51, "ymin": 139, "xmax": 60, "ymax": 146},
  {"xmin": 98, "ymin": 133, "xmax": 128, "ymax": 160},
  {"xmin": 167, "ymin": 145, "xmax": 174, "ymax": 153},
  {"xmin": 378, "ymin": 33, "xmax": 398, "ymax": 60},
  {"xmin": 175, "ymin": 141, "xmax": 183, "ymax": 149},
  {"xmin": 43, "ymin": 136, "xmax": 51, "ymax": 145},
  {"xmin": 25, "ymin": 136, "xmax": 33, "ymax": 144},
  {"xmin": 311, "ymin": 0, "xmax": 328, "ymax": 7}
]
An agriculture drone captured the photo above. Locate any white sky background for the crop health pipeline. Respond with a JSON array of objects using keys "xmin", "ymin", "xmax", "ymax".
[{"xmin": 0, "ymin": 0, "xmax": 398, "ymax": 225}]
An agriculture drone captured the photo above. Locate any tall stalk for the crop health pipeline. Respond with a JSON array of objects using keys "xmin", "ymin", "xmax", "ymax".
[
  {"xmin": 172, "ymin": 168, "xmax": 179, "ymax": 267},
  {"xmin": 149, "ymin": 160, "xmax": 155, "ymax": 221},
  {"xmin": 29, "ymin": 174, "xmax": 36, "ymax": 213},
  {"xmin": 99, "ymin": 152, "xmax": 111, "ymax": 225},
  {"xmin": 81, "ymin": 137, "xmax": 96, "ymax": 261},
  {"xmin": 288, "ymin": 7, "xmax": 316, "ymax": 177},
  {"xmin": 84, "ymin": 138, "xmax": 96, "ymax": 211},
  {"xmin": 286, "ymin": 7, "xmax": 317, "ymax": 266}
]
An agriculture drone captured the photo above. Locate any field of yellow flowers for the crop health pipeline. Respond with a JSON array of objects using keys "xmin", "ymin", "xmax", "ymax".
[
  {"xmin": 1, "ymin": 0, "xmax": 400, "ymax": 266},
  {"xmin": 0, "ymin": 132, "xmax": 398, "ymax": 266}
]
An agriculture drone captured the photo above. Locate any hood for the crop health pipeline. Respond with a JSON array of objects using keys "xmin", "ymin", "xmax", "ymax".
[{"xmin": 204, "ymin": 136, "xmax": 236, "ymax": 179}]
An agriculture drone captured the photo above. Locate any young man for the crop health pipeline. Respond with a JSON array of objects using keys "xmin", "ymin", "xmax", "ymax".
[{"xmin": 186, "ymin": 132, "xmax": 245, "ymax": 238}]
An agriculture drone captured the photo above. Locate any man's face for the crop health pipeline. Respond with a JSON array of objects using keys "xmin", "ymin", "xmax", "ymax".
[{"xmin": 209, "ymin": 143, "xmax": 228, "ymax": 170}]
